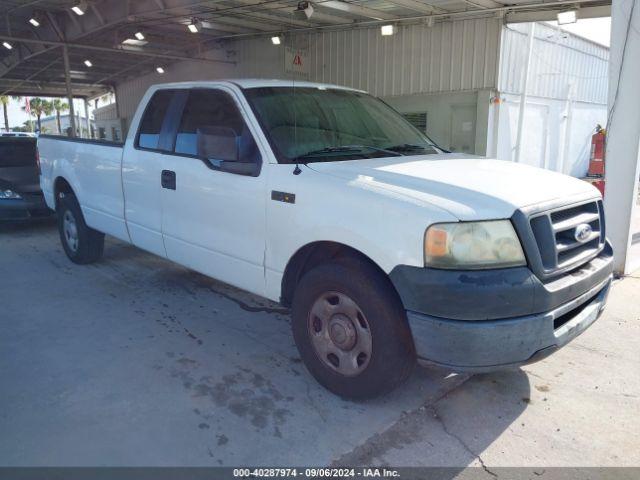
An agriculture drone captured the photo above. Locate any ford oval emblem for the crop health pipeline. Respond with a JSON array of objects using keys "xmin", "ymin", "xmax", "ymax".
[{"xmin": 574, "ymin": 223, "xmax": 593, "ymax": 243}]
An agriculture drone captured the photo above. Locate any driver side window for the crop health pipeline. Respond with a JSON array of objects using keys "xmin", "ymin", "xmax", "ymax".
[{"xmin": 173, "ymin": 89, "xmax": 260, "ymax": 166}]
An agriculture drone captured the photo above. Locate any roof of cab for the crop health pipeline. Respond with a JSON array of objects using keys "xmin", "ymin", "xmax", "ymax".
[{"xmin": 150, "ymin": 79, "xmax": 365, "ymax": 93}]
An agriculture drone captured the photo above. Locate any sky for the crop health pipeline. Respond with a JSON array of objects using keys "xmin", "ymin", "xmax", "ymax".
[{"xmin": 1, "ymin": 17, "xmax": 612, "ymax": 131}]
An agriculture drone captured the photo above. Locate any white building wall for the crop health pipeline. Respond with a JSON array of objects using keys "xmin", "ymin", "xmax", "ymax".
[
  {"xmin": 500, "ymin": 22, "xmax": 609, "ymax": 103},
  {"xmin": 496, "ymin": 22, "xmax": 609, "ymax": 177},
  {"xmin": 237, "ymin": 17, "xmax": 503, "ymax": 97},
  {"xmin": 496, "ymin": 93, "xmax": 606, "ymax": 177}
]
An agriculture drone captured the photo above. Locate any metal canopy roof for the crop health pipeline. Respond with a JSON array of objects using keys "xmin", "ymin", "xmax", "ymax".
[{"xmin": 0, "ymin": 0, "xmax": 611, "ymax": 98}]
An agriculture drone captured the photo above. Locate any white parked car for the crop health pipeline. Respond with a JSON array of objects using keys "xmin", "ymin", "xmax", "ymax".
[{"xmin": 38, "ymin": 80, "xmax": 613, "ymax": 398}]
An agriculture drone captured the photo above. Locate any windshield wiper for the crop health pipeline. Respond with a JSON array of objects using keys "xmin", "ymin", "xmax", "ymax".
[
  {"xmin": 386, "ymin": 143, "xmax": 439, "ymax": 153},
  {"xmin": 292, "ymin": 145, "xmax": 402, "ymax": 163}
]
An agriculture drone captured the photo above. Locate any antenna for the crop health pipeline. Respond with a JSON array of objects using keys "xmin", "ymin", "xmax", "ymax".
[{"xmin": 289, "ymin": 11, "xmax": 301, "ymax": 175}]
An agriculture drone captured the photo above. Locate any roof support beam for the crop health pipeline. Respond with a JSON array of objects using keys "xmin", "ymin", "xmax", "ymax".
[
  {"xmin": 318, "ymin": 1, "xmax": 396, "ymax": 20},
  {"xmin": 0, "ymin": 34, "xmax": 235, "ymax": 65},
  {"xmin": 211, "ymin": 0, "xmax": 612, "ymax": 40},
  {"xmin": 462, "ymin": 0, "xmax": 502, "ymax": 9},
  {"xmin": 384, "ymin": 0, "xmax": 446, "ymax": 15},
  {"xmin": 227, "ymin": 0, "xmax": 350, "ymax": 24},
  {"xmin": 0, "ymin": 57, "xmax": 59, "ymax": 97},
  {"xmin": 506, "ymin": 4, "xmax": 611, "ymax": 23}
]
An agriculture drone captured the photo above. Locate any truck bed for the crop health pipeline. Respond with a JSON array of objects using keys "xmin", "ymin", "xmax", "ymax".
[{"xmin": 38, "ymin": 135, "xmax": 130, "ymax": 242}]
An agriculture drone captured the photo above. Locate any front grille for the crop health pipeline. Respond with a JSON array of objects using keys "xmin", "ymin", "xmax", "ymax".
[{"xmin": 529, "ymin": 200, "xmax": 605, "ymax": 274}]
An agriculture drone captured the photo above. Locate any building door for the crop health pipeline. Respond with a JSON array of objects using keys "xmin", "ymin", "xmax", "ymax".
[{"xmin": 450, "ymin": 105, "xmax": 476, "ymax": 154}]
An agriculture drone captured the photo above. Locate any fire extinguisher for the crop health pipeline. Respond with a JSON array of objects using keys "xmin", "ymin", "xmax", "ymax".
[{"xmin": 588, "ymin": 125, "xmax": 606, "ymax": 177}]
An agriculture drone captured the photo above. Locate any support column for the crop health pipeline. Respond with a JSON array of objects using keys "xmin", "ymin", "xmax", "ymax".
[
  {"xmin": 84, "ymin": 99, "xmax": 91, "ymax": 138},
  {"xmin": 605, "ymin": 1, "xmax": 640, "ymax": 274},
  {"xmin": 62, "ymin": 45, "xmax": 76, "ymax": 137}
]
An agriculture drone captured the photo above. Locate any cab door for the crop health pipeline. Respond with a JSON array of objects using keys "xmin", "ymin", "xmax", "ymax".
[
  {"xmin": 159, "ymin": 87, "xmax": 267, "ymax": 296},
  {"xmin": 122, "ymin": 89, "xmax": 182, "ymax": 257}
]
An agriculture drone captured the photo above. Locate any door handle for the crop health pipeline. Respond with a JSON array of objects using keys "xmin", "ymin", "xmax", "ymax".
[{"xmin": 161, "ymin": 170, "xmax": 176, "ymax": 190}]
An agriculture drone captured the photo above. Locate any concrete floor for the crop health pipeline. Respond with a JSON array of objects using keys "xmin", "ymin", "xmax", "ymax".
[{"xmin": 1, "ymin": 218, "xmax": 639, "ymax": 468}]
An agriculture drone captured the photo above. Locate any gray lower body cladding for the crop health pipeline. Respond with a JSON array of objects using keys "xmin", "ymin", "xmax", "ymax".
[
  {"xmin": 407, "ymin": 276, "xmax": 610, "ymax": 370},
  {"xmin": 390, "ymin": 242, "xmax": 614, "ymax": 370}
]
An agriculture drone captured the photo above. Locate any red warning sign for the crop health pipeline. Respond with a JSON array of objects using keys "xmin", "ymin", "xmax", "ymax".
[{"xmin": 285, "ymin": 47, "xmax": 309, "ymax": 76}]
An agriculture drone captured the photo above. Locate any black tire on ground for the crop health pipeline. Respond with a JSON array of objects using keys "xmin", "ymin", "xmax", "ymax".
[
  {"xmin": 291, "ymin": 257, "xmax": 416, "ymax": 399},
  {"xmin": 57, "ymin": 193, "xmax": 105, "ymax": 264}
]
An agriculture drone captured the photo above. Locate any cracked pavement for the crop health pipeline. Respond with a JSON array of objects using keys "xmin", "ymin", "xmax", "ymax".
[{"xmin": 1, "ymin": 218, "xmax": 639, "ymax": 467}]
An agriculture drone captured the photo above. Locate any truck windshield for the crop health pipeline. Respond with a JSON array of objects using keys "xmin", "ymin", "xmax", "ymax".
[{"xmin": 243, "ymin": 87, "xmax": 439, "ymax": 164}]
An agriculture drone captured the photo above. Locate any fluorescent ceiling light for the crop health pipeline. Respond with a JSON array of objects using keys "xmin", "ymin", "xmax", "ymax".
[
  {"xmin": 188, "ymin": 19, "xmax": 199, "ymax": 33},
  {"xmin": 156, "ymin": 67, "xmax": 165, "ymax": 74},
  {"xmin": 271, "ymin": 36, "xmax": 282, "ymax": 45},
  {"xmin": 557, "ymin": 10, "xmax": 577, "ymax": 25},
  {"xmin": 29, "ymin": 18, "xmax": 40, "ymax": 27},
  {"xmin": 380, "ymin": 24, "xmax": 396, "ymax": 36},
  {"xmin": 84, "ymin": 59, "xmax": 92, "ymax": 67},
  {"xmin": 122, "ymin": 38, "xmax": 148, "ymax": 46},
  {"xmin": 2, "ymin": 42, "xmax": 12, "ymax": 50},
  {"xmin": 135, "ymin": 32, "xmax": 145, "ymax": 40},
  {"xmin": 71, "ymin": 2, "xmax": 86, "ymax": 15}
]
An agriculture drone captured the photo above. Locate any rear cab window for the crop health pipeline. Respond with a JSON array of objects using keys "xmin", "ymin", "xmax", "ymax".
[{"xmin": 136, "ymin": 90, "xmax": 174, "ymax": 151}]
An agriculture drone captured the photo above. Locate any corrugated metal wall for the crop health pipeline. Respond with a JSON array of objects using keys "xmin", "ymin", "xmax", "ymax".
[
  {"xmin": 237, "ymin": 17, "xmax": 502, "ymax": 97},
  {"xmin": 499, "ymin": 22, "xmax": 609, "ymax": 104}
]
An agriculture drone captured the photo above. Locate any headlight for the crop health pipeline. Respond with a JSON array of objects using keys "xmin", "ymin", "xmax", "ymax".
[
  {"xmin": 424, "ymin": 220, "xmax": 526, "ymax": 269},
  {"xmin": 0, "ymin": 189, "xmax": 22, "ymax": 199}
]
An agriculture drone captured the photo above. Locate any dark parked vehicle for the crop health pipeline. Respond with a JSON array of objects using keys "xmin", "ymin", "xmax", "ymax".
[{"xmin": 0, "ymin": 136, "xmax": 51, "ymax": 221}]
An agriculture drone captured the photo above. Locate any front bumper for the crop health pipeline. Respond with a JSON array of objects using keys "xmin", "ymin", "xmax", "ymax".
[
  {"xmin": 406, "ymin": 275, "xmax": 611, "ymax": 371},
  {"xmin": 0, "ymin": 192, "xmax": 52, "ymax": 221},
  {"xmin": 391, "ymin": 242, "xmax": 614, "ymax": 371}
]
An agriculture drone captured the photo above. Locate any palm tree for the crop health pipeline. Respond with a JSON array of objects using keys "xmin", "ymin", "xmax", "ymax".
[
  {"xmin": 1, "ymin": 95, "xmax": 24, "ymax": 132},
  {"xmin": 0, "ymin": 96, "xmax": 9, "ymax": 132},
  {"xmin": 23, "ymin": 97, "xmax": 53, "ymax": 132},
  {"xmin": 51, "ymin": 99, "xmax": 69, "ymax": 134}
]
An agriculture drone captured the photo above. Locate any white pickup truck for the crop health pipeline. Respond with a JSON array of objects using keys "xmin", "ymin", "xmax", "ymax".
[{"xmin": 39, "ymin": 79, "xmax": 613, "ymax": 399}]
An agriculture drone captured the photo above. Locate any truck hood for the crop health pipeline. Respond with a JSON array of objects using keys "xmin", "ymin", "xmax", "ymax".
[{"xmin": 307, "ymin": 155, "xmax": 600, "ymax": 220}]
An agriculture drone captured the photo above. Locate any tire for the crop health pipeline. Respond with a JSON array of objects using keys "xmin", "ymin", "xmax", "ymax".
[
  {"xmin": 291, "ymin": 258, "xmax": 416, "ymax": 399},
  {"xmin": 57, "ymin": 193, "xmax": 105, "ymax": 264}
]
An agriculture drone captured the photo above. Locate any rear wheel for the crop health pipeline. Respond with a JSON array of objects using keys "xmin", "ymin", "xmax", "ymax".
[
  {"xmin": 57, "ymin": 193, "xmax": 104, "ymax": 264},
  {"xmin": 291, "ymin": 258, "xmax": 416, "ymax": 399}
]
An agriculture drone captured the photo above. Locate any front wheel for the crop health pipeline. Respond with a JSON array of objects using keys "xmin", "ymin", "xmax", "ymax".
[
  {"xmin": 291, "ymin": 258, "xmax": 416, "ymax": 399},
  {"xmin": 57, "ymin": 193, "xmax": 105, "ymax": 264}
]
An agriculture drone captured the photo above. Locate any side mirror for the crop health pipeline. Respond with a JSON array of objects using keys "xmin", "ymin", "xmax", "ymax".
[
  {"xmin": 197, "ymin": 126, "xmax": 238, "ymax": 162},
  {"xmin": 196, "ymin": 126, "xmax": 260, "ymax": 177}
]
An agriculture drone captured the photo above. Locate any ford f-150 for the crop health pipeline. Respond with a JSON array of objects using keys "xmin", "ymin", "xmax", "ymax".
[{"xmin": 38, "ymin": 80, "xmax": 614, "ymax": 399}]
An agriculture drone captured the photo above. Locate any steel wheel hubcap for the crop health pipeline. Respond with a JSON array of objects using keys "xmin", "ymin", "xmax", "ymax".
[
  {"xmin": 63, "ymin": 210, "xmax": 79, "ymax": 252},
  {"xmin": 308, "ymin": 291, "xmax": 372, "ymax": 377}
]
